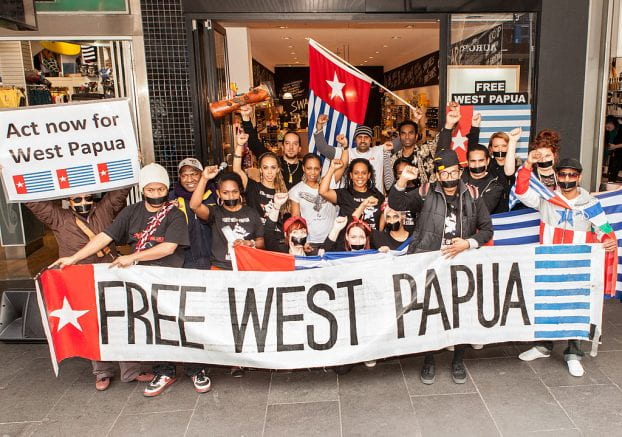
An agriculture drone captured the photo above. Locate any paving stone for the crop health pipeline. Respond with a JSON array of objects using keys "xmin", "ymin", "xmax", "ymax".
[
  {"xmin": 268, "ymin": 368, "xmax": 338, "ymax": 404},
  {"xmin": 401, "ymin": 352, "xmax": 477, "ymax": 396},
  {"xmin": 0, "ymin": 421, "xmax": 39, "ymax": 437},
  {"xmin": 339, "ymin": 362, "xmax": 421, "ymax": 436},
  {"xmin": 593, "ymin": 350, "xmax": 622, "ymax": 386},
  {"xmin": 550, "ymin": 384, "xmax": 622, "ymax": 436},
  {"xmin": 185, "ymin": 370, "xmax": 270, "ymax": 437},
  {"xmin": 264, "ymin": 401, "xmax": 340, "ymax": 437},
  {"xmin": 411, "ymin": 393, "xmax": 499, "ymax": 437},
  {"xmin": 467, "ymin": 358, "xmax": 573, "ymax": 434},
  {"xmin": 108, "ymin": 410, "xmax": 193, "ymax": 437},
  {"xmin": 121, "ymin": 373, "xmax": 199, "ymax": 415}
]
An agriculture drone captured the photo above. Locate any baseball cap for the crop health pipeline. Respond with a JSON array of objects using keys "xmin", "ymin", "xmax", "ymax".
[
  {"xmin": 555, "ymin": 157, "xmax": 582, "ymax": 173},
  {"xmin": 177, "ymin": 157, "xmax": 203, "ymax": 173}
]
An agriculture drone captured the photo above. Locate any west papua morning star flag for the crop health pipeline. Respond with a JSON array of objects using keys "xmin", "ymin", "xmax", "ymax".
[
  {"xmin": 12, "ymin": 170, "xmax": 55, "ymax": 194},
  {"xmin": 450, "ymin": 104, "xmax": 531, "ymax": 163},
  {"xmin": 308, "ymin": 39, "xmax": 372, "ymax": 154},
  {"xmin": 490, "ymin": 189, "xmax": 622, "ymax": 299},
  {"xmin": 97, "ymin": 159, "xmax": 134, "ymax": 183},
  {"xmin": 56, "ymin": 164, "xmax": 96, "ymax": 189}
]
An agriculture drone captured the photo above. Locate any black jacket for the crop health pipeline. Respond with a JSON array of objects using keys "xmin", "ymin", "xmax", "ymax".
[
  {"xmin": 462, "ymin": 172, "xmax": 506, "ymax": 214},
  {"xmin": 388, "ymin": 181, "xmax": 493, "ymax": 253}
]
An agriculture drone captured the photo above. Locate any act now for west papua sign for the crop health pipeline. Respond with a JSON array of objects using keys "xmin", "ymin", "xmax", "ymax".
[
  {"xmin": 36, "ymin": 244, "xmax": 605, "ymax": 374},
  {"xmin": 0, "ymin": 99, "xmax": 140, "ymax": 202}
]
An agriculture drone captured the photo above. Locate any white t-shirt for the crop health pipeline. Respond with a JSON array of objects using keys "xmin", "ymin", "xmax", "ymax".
[
  {"xmin": 289, "ymin": 181, "xmax": 338, "ymax": 244},
  {"xmin": 349, "ymin": 146, "xmax": 385, "ymax": 192}
]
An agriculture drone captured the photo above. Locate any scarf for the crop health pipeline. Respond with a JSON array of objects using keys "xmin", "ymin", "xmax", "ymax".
[{"xmin": 135, "ymin": 201, "xmax": 177, "ymax": 252}]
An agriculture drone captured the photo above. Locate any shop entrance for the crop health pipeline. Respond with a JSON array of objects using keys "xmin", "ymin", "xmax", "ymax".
[{"xmin": 188, "ymin": 14, "xmax": 537, "ymax": 167}]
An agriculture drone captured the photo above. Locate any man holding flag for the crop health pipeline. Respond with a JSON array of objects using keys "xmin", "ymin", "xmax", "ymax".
[{"xmin": 514, "ymin": 154, "xmax": 618, "ymax": 377}]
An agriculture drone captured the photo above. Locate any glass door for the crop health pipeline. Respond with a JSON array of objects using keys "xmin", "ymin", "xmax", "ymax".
[{"xmin": 190, "ymin": 19, "xmax": 230, "ymax": 165}]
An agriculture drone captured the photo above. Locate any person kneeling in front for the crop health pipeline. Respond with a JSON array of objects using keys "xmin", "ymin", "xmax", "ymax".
[
  {"xmin": 51, "ymin": 163, "xmax": 191, "ymax": 397},
  {"xmin": 388, "ymin": 149, "xmax": 493, "ymax": 384}
]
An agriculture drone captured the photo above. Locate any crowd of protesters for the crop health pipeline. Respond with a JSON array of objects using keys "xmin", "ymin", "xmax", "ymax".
[{"xmin": 41, "ymin": 101, "xmax": 617, "ymax": 396}]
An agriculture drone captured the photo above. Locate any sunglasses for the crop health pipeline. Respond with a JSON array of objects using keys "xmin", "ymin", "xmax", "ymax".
[
  {"xmin": 70, "ymin": 196, "xmax": 93, "ymax": 203},
  {"xmin": 557, "ymin": 172, "xmax": 580, "ymax": 178}
]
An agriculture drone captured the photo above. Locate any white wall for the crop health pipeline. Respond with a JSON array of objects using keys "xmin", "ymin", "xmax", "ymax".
[{"xmin": 225, "ymin": 27, "xmax": 253, "ymax": 93}]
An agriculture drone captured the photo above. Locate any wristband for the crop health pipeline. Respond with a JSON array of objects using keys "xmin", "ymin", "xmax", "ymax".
[{"xmin": 233, "ymin": 154, "xmax": 243, "ymax": 159}]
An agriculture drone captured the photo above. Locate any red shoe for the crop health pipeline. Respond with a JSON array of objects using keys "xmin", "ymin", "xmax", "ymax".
[
  {"xmin": 134, "ymin": 372, "xmax": 154, "ymax": 382},
  {"xmin": 95, "ymin": 377, "xmax": 110, "ymax": 391},
  {"xmin": 143, "ymin": 375, "xmax": 176, "ymax": 397}
]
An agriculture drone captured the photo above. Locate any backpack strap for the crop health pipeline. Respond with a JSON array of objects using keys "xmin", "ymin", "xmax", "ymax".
[{"xmin": 74, "ymin": 217, "xmax": 111, "ymax": 258}]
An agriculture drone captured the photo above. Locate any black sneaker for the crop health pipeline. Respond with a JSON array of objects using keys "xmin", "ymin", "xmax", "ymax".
[
  {"xmin": 420, "ymin": 362, "xmax": 436, "ymax": 385},
  {"xmin": 451, "ymin": 361, "xmax": 467, "ymax": 384},
  {"xmin": 230, "ymin": 367, "xmax": 244, "ymax": 378},
  {"xmin": 191, "ymin": 369, "xmax": 212, "ymax": 393},
  {"xmin": 333, "ymin": 365, "xmax": 352, "ymax": 375},
  {"xmin": 143, "ymin": 374, "xmax": 176, "ymax": 397}
]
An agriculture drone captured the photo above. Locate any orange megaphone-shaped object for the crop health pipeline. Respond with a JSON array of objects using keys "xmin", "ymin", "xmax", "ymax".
[{"xmin": 209, "ymin": 84, "xmax": 273, "ymax": 119}]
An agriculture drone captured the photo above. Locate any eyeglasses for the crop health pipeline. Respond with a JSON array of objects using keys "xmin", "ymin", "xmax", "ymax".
[
  {"xmin": 557, "ymin": 172, "xmax": 580, "ymax": 179},
  {"xmin": 438, "ymin": 169, "xmax": 461, "ymax": 180},
  {"xmin": 70, "ymin": 196, "xmax": 93, "ymax": 203}
]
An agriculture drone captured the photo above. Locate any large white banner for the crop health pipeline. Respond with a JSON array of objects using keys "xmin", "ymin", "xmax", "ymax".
[
  {"xmin": 0, "ymin": 99, "xmax": 139, "ymax": 202},
  {"xmin": 37, "ymin": 245, "xmax": 605, "ymax": 372}
]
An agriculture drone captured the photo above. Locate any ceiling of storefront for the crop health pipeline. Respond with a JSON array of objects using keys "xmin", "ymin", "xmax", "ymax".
[{"xmin": 221, "ymin": 18, "xmax": 510, "ymax": 72}]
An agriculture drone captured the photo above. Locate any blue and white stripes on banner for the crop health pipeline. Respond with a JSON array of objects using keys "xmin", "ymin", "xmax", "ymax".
[
  {"xmin": 23, "ymin": 170, "xmax": 55, "ymax": 193},
  {"xmin": 474, "ymin": 104, "xmax": 531, "ymax": 157},
  {"xmin": 106, "ymin": 159, "xmax": 134, "ymax": 182},
  {"xmin": 508, "ymin": 168, "xmax": 559, "ymax": 210},
  {"xmin": 595, "ymin": 189, "xmax": 622, "ymax": 298},
  {"xmin": 66, "ymin": 164, "xmax": 96, "ymax": 187},
  {"xmin": 308, "ymin": 90, "xmax": 358, "ymax": 166},
  {"xmin": 532, "ymin": 245, "xmax": 593, "ymax": 340}
]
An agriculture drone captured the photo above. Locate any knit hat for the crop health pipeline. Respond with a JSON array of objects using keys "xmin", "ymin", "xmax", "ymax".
[
  {"xmin": 434, "ymin": 149, "xmax": 460, "ymax": 171},
  {"xmin": 139, "ymin": 163, "xmax": 170, "ymax": 191},
  {"xmin": 177, "ymin": 157, "xmax": 203, "ymax": 173},
  {"xmin": 353, "ymin": 125, "xmax": 373, "ymax": 139},
  {"xmin": 555, "ymin": 157, "xmax": 583, "ymax": 173}
]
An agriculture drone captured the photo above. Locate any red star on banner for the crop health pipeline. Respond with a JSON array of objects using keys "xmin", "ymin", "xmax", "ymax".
[{"xmin": 448, "ymin": 104, "xmax": 474, "ymax": 165}]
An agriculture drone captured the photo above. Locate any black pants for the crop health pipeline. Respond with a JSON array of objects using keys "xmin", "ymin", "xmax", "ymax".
[
  {"xmin": 424, "ymin": 345, "xmax": 466, "ymax": 364},
  {"xmin": 153, "ymin": 362, "xmax": 206, "ymax": 378},
  {"xmin": 608, "ymin": 150, "xmax": 622, "ymax": 182},
  {"xmin": 535, "ymin": 340, "xmax": 583, "ymax": 361}
]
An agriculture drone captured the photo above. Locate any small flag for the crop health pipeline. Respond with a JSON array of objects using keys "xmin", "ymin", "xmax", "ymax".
[
  {"xmin": 56, "ymin": 165, "xmax": 96, "ymax": 189},
  {"xmin": 12, "ymin": 170, "xmax": 55, "ymax": 194},
  {"xmin": 97, "ymin": 159, "xmax": 133, "ymax": 183},
  {"xmin": 307, "ymin": 39, "xmax": 372, "ymax": 154},
  {"xmin": 450, "ymin": 104, "xmax": 532, "ymax": 163}
]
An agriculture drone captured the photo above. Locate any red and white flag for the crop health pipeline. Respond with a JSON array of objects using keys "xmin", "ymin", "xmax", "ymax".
[{"xmin": 307, "ymin": 39, "xmax": 372, "ymax": 153}]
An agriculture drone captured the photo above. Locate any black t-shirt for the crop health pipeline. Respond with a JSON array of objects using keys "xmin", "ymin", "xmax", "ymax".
[
  {"xmin": 281, "ymin": 157, "xmax": 303, "ymax": 190},
  {"xmin": 443, "ymin": 194, "xmax": 460, "ymax": 244},
  {"xmin": 245, "ymin": 178, "xmax": 276, "ymax": 224},
  {"xmin": 206, "ymin": 205, "xmax": 264, "ymax": 270},
  {"xmin": 335, "ymin": 188, "xmax": 385, "ymax": 230},
  {"xmin": 104, "ymin": 202, "xmax": 189, "ymax": 268}
]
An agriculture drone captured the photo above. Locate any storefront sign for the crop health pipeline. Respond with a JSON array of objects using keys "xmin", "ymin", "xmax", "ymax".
[
  {"xmin": 384, "ymin": 51, "xmax": 440, "ymax": 91},
  {"xmin": 0, "ymin": 99, "xmax": 140, "ymax": 202},
  {"xmin": 452, "ymin": 80, "xmax": 529, "ymax": 105},
  {"xmin": 450, "ymin": 25, "xmax": 503, "ymax": 65},
  {"xmin": 37, "ymin": 245, "xmax": 604, "ymax": 373}
]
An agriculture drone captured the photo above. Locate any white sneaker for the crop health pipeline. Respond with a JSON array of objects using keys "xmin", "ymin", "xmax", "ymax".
[
  {"xmin": 471, "ymin": 344, "xmax": 484, "ymax": 350},
  {"xmin": 364, "ymin": 360, "xmax": 377, "ymax": 368},
  {"xmin": 567, "ymin": 359, "xmax": 585, "ymax": 377},
  {"xmin": 446, "ymin": 345, "xmax": 455, "ymax": 351},
  {"xmin": 518, "ymin": 346, "xmax": 551, "ymax": 361}
]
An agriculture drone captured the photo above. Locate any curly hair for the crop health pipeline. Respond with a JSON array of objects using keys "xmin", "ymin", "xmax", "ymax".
[{"xmin": 345, "ymin": 158, "xmax": 375, "ymax": 193}]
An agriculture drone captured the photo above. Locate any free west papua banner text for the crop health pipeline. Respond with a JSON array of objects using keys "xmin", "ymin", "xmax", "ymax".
[{"xmin": 37, "ymin": 245, "xmax": 605, "ymax": 374}]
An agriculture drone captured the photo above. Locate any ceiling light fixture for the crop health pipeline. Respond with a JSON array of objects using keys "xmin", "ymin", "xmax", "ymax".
[
  {"xmin": 287, "ymin": 45, "xmax": 294, "ymax": 48},
  {"xmin": 290, "ymin": 52, "xmax": 296, "ymax": 55},
  {"xmin": 391, "ymin": 36, "xmax": 401, "ymax": 39},
  {"xmin": 281, "ymin": 36, "xmax": 291, "ymax": 40},
  {"xmin": 405, "ymin": 25, "xmax": 414, "ymax": 28},
  {"xmin": 279, "ymin": 25, "xmax": 288, "ymax": 29},
  {"xmin": 383, "ymin": 44, "xmax": 389, "ymax": 48},
  {"xmin": 375, "ymin": 51, "xmax": 380, "ymax": 54},
  {"xmin": 368, "ymin": 56, "xmax": 374, "ymax": 59}
]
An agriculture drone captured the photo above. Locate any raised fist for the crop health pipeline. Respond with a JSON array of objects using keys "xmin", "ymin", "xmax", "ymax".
[
  {"xmin": 364, "ymin": 196, "xmax": 379, "ymax": 207},
  {"xmin": 236, "ymin": 131, "xmax": 249, "ymax": 146},
  {"xmin": 509, "ymin": 127, "xmax": 522, "ymax": 142},
  {"xmin": 400, "ymin": 165, "xmax": 419, "ymax": 181},
  {"xmin": 239, "ymin": 104, "xmax": 253, "ymax": 120},
  {"xmin": 413, "ymin": 107, "xmax": 424, "ymax": 122},
  {"xmin": 472, "ymin": 112, "xmax": 481, "ymax": 128},
  {"xmin": 331, "ymin": 159, "xmax": 345, "ymax": 171},
  {"xmin": 336, "ymin": 133, "xmax": 348, "ymax": 148},
  {"xmin": 316, "ymin": 114, "xmax": 329, "ymax": 130},
  {"xmin": 273, "ymin": 192, "xmax": 288, "ymax": 208},
  {"xmin": 526, "ymin": 149, "xmax": 542, "ymax": 169},
  {"xmin": 203, "ymin": 165, "xmax": 219, "ymax": 181},
  {"xmin": 333, "ymin": 216, "xmax": 348, "ymax": 231}
]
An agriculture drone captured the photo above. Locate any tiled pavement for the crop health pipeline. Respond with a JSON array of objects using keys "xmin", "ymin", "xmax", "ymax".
[{"xmin": 3, "ymin": 301, "xmax": 622, "ymax": 436}]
